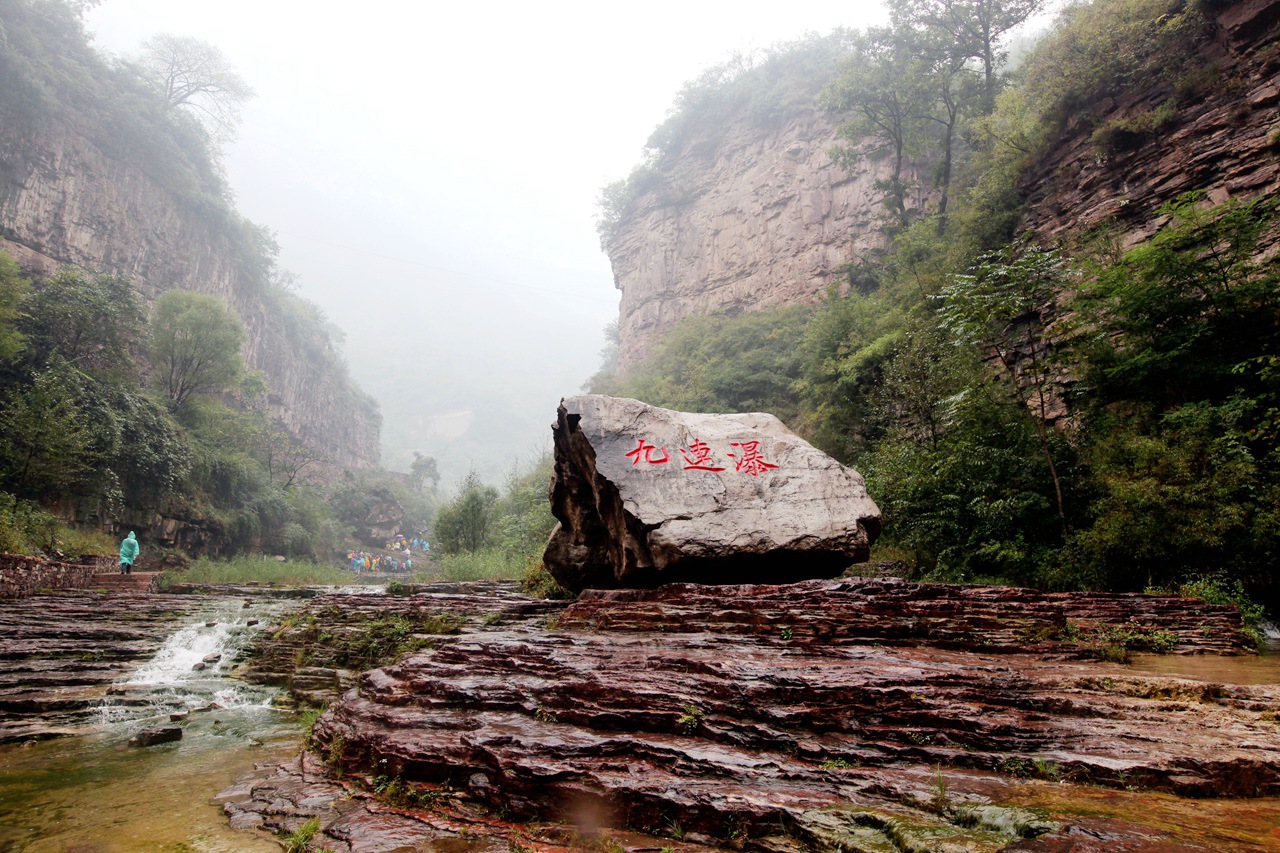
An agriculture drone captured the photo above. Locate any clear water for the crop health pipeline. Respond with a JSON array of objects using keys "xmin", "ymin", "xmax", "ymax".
[{"xmin": 0, "ymin": 599, "xmax": 303, "ymax": 852}]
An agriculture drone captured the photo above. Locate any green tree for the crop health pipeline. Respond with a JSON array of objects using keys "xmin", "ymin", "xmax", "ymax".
[
  {"xmin": 822, "ymin": 28, "xmax": 924, "ymax": 229},
  {"xmin": 621, "ymin": 306, "xmax": 809, "ymax": 423},
  {"xmin": 939, "ymin": 243, "xmax": 1078, "ymax": 525},
  {"xmin": 493, "ymin": 455, "xmax": 556, "ymax": 560},
  {"xmin": 1078, "ymin": 194, "xmax": 1280, "ymax": 415},
  {"xmin": 18, "ymin": 267, "xmax": 143, "ymax": 378},
  {"xmin": 149, "ymin": 290, "xmax": 245, "ymax": 413},
  {"xmin": 103, "ymin": 388, "xmax": 191, "ymax": 510},
  {"xmin": 0, "ymin": 362, "xmax": 99, "ymax": 499},
  {"xmin": 432, "ymin": 469, "xmax": 499, "ymax": 554},
  {"xmin": 0, "ymin": 252, "xmax": 29, "ymax": 363},
  {"xmin": 409, "ymin": 452, "xmax": 440, "ymax": 494},
  {"xmin": 897, "ymin": 0, "xmax": 1046, "ymax": 112},
  {"xmin": 868, "ymin": 378, "xmax": 1063, "ymax": 581}
]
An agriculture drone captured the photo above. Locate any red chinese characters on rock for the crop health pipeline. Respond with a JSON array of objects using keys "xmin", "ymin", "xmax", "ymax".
[
  {"xmin": 624, "ymin": 437, "xmax": 778, "ymax": 476},
  {"xmin": 727, "ymin": 440, "xmax": 779, "ymax": 477},
  {"xmin": 679, "ymin": 439, "xmax": 726, "ymax": 472},
  {"xmin": 625, "ymin": 438, "xmax": 670, "ymax": 466}
]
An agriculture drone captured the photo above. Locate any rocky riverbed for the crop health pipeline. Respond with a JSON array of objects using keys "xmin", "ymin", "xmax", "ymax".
[{"xmin": 221, "ymin": 578, "xmax": 1280, "ymax": 852}]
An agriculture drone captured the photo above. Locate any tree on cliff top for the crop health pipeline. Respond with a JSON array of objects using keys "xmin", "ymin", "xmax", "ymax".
[
  {"xmin": 131, "ymin": 34, "xmax": 255, "ymax": 143},
  {"xmin": 149, "ymin": 289, "xmax": 244, "ymax": 413}
]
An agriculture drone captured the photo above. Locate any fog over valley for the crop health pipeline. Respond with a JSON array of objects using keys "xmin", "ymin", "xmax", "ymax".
[{"xmin": 83, "ymin": 0, "xmax": 886, "ymax": 487}]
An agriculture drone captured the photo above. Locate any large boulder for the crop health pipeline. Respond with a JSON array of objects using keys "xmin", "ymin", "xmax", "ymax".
[{"xmin": 543, "ymin": 395, "xmax": 882, "ymax": 592}]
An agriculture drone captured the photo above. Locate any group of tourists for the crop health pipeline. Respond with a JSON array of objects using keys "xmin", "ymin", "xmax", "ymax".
[
  {"xmin": 398, "ymin": 535, "xmax": 430, "ymax": 552},
  {"xmin": 346, "ymin": 534, "xmax": 429, "ymax": 574},
  {"xmin": 347, "ymin": 550, "xmax": 413, "ymax": 574}
]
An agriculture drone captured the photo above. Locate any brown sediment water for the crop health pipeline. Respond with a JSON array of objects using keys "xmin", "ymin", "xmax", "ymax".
[
  {"xmin": 1129, "ymin": 643, "xmax": 1280, "ymax": 685},
  {"xmin": 998, "ymin": 778, "xmax": 1280, "ymax": 852}
]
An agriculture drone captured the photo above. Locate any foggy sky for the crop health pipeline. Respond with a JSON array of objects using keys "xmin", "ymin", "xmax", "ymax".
[{"xmin": 84, "ymin": 0, "xmax": 889, "ymax": 488}]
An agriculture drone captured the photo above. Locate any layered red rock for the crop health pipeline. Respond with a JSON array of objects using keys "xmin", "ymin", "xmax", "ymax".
[
  {"xmin": 544, "ymin": 396, "xmax": 882, "ymax": 592},
  {"xmin": 0, "ymin": 591, "xmax": 209, "ymax": 741},
  {"xmin": 226, "ymin": 579, "xmax": 1280, "ymax": 852},
  {"xmin": 1008, "ymin": 0, "xmax": 1280, "ymax": 252}
]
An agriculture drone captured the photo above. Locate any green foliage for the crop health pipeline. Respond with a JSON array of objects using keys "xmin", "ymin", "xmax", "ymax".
[
  {"xmin": 0, "ymin": 360, "xmax": 101, "ymax": 500},
  {"xmin": 520, "ymin": 558, "xmax": 574, "ymax": 600},
  {"xmin": 372, "ymin": 774, "xmax": 440, "ymax": 810},
  {"xmin": 1020, "ymin": 0, "xmax": 1209, "ymax": 128},
  {"xmin": 149, "ymin": 289, "xmax": 245, "ymax": 412},
  {"xmin": 677, "ymin": 704, "xmax": 704, "ymax": 734},
  {"xmin": 868, "ymin": 380, "xmax": 1065, "ymax": 582},
  {"xmin": 1088, "ymin": 100, "xmax": 1178, "ymax": 153},
  {"xmin": 17, "ymin": 267, "xmax": 143, "ymax": 379},
  {"xmin": 617, "ymin": 306, "xmax": 810, "ymax": 424},
  {"xmin": 431, "ymin": 468, "xmax": 499, "ymax": 554},
  {"xmin": 0, "ymin": 253, "xmax": 30, "ymax": 363},
  {"xmin": 279, "ymin": 816, "xmax": 321, "ymax": 853},
  {"xmin": 1078, "ymin": 194, "xmax": 1280, "ymax": 412},
  {"xmin": 433, "ymin": 549, "xmax": 523, "ymax": 582},
  {"xmin": 821, "ymin": 26, "xmax": 933, "ymax": 228},
  {"xmin": 0, "ymin": 492, "xmax": 59, "ymax": 555},
  {"xmin": 160, "ymin": 555, "xmax": 358, "ymax": 587},
  {"xmin": 329, "ymin": 614, "xmax": 459, "ymax": 667},
  {"xmin": 1179, "ymin": 574, "xmax": 1267, "ymax": 645}
]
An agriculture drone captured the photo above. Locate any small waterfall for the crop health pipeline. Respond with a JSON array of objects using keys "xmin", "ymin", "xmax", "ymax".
[{"xmin": 98, "ymin": 600, "xmax": 287, "ymax": 728}]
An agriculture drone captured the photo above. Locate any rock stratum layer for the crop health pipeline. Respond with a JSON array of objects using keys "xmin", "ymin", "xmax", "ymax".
[
  {"xmin": 544, "ymin": 396, "xmax": 882, "ymax": 591},
  {"xmin": 224, "ymin": 579, "xmax": 1280, "ymax": 852},
  {"xmin": 1020, "ymin": 0, "xmax": 1280, "ymax": 251}
]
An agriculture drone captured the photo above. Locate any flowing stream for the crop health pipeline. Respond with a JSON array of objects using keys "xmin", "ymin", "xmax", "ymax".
[{"xmin": 0, "ymin": 597, "xmax": 303, "ymax": 852}]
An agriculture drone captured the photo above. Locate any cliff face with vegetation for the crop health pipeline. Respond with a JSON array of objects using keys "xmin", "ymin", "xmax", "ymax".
[
  {"xmin": 0, "ymin": 3, "xmax": 379, "ymax": 469},
  {"xmin": 597, "ymin": 0, "xmax": 1280, "ymax": 601},
  {"xmin": 606, "ymin": 109, "xmax": 924, "ymax": 370},
  {"xmin": 607, "ymin": 0, "xmax": 1280, "ymax": 369},
  {"xmin": 1019, "ymin": 0, "xmax": 1280, "ymax": 249}
]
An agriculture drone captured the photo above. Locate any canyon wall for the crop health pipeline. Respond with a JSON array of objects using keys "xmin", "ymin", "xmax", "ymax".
[
  {"xmin": 1019, "ymin": 0, "xmax": 1280, "ymax": 249},
  {"xmin": 606, "ymin": 0, "xmax": 1280, "ymax": 371},
  {"xmin": 0, "ymin": 117, "xmax": 380, "ymax": 467},
  {"xmin": 605, "ymin": 110, "xmax": 927, "ymax": 370},
  {"xmin": 0, "ymin": 5, "xmax": 380, "ymax": 469}
]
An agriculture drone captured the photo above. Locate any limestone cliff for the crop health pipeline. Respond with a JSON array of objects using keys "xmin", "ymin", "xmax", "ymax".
[
  {"xmin": 606, "ymin": 108, "xmax": 927, "ymax": 371},
  {"xmin": 0, "ymin": 3, "xmax": 379, "ymax": 468}
]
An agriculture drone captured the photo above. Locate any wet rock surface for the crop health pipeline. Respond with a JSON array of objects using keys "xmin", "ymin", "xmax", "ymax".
[
  {"xmin": 545, "ymin": 396, "xmax": 882, "ymax": 593},
  {"xmin": 225, "ymin": 579, "xmax": 1280, "ymax": 852},
  {"xmin": 129, "ymin": 724, "xmax": 183, "ymax": 747},
  {"xmin": 0, "ymin": 591, "xmax": 203, "ymax": 742},
  {"xmin": 0, "ymin": 584, "xmax": 314, "ymax": 742},
  {"xmin": 240, "ymin": 581, "xmax": 566, "ymax": 707}
]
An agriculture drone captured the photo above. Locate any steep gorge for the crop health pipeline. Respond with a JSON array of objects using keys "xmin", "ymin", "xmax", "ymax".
[
  {"xmin": 0, "ymin": 3, "xmax": 380, "ymax": 469},
  {"xmin": 605, "ymin": 0, "xmax": 1280, "ymax": 369}
]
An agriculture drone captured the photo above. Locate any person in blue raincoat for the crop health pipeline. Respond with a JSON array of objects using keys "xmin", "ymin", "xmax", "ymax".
[{"xmin": 118, "ymin": 531, "xmax": 140, "ymax": 575}]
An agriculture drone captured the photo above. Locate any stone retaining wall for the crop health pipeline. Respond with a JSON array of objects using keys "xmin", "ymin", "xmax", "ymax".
[{"xmin": 0, "ymin": 554, "xmax": 109, "ymax": 599}]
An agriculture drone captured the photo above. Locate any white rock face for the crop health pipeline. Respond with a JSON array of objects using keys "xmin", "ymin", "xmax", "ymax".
[
  {"xmin": 606, "ymin": 108, "xmax": 929, "ymax": 371},
  {"xmin": 544, "ymin": 395, "xmax": 882, "ymax": 592}
]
